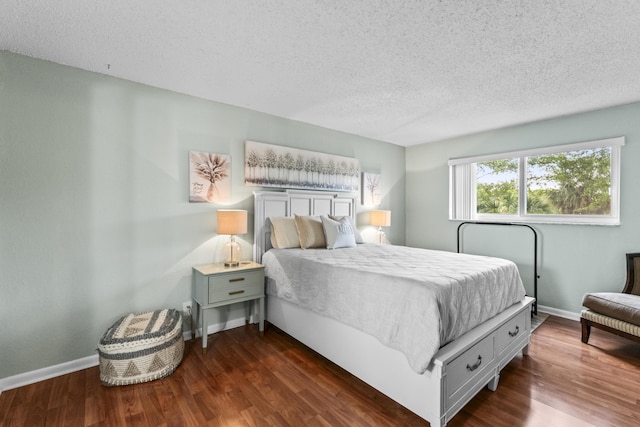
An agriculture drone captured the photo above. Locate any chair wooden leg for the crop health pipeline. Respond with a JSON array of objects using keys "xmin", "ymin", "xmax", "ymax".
[{"xmin": 581, "ymin": 318, "xmax": 591, "ymax": 344}]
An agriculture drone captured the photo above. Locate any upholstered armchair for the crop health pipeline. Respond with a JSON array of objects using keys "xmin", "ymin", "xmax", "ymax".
[{"xmin": 581, "ymin": 253, "xmax": 640, "ymax": 344}]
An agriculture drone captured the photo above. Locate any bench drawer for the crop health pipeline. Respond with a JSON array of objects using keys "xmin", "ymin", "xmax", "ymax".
[
  {"xmin": 495, "ymin": 310, "xmax": 528, "ymax": 355},
  {"xmin": 445, "ymin": 334, "xmax": 495, "ymax": 400}
]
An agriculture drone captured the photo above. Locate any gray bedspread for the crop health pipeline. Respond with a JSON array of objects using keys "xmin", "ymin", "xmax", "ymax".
[{"xmin": 262, "ymin": 244, "xmax": 526, "ymax": 374}]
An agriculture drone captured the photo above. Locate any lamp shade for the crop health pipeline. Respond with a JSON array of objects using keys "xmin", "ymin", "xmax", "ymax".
[
  {"xmin": 370, "ymin": 210, "xmax": 391, "ymax": 227},
  {"xmin": 217, "ymin": 210, "xmax": 248, "ymax": 235}
]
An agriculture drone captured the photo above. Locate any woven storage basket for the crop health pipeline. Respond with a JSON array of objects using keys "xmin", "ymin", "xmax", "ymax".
[{"xmin": 98, "ymin": 308, "xmax": 184, "ymax": 386}]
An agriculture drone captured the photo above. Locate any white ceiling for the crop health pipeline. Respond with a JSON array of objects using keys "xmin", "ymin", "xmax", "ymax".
[{"xmin": 2, "ymin": 1, "xmax": 640, "ymax": 146}]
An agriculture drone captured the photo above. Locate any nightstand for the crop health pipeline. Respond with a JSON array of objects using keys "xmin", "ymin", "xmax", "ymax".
[{"xmin": 192, "ymin": 261, "xmax": 265, "ymax": 351}]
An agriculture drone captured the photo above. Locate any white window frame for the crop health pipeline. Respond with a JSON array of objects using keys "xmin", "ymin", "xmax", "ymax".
[{"xmin": 448, "ymin": 136, "xmax": 624, "ymax": 225}]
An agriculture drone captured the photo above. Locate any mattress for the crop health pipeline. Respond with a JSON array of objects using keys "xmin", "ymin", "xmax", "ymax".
[{"xmin": 262, "ymin": 244, "xmax": 526, "ymax": 374}]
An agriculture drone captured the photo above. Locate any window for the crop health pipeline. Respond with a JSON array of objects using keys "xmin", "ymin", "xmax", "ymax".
[{"xmin": 449, "ymin": 137, "xmax": 624, "ymax": 225}]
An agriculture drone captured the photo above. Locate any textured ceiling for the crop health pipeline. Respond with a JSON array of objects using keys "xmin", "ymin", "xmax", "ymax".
[{"xmin": 2, "ymin": 1, "xmax": 640, "ymax": 146}]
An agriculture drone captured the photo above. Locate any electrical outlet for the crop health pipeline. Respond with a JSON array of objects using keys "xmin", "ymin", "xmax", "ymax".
[{"xmin": 182, "ymin": 301, "xmax": 192, "ymax": 316}]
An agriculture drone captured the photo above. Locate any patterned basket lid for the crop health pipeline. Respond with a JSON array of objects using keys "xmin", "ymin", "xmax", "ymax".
[{"xmin": 99, "ymin": 308, "xmax": 181, "ymax": 347}]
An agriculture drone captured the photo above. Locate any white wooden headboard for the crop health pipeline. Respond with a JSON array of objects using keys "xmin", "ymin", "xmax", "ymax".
[{"xmin": 253, "ymin": 189, "xmax": 358, "ymax": 263}]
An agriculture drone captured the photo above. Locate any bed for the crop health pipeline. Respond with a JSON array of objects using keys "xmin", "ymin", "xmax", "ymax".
[{"xmin": 254, "ymin": 189, "xmax": 534, "ymax": 427}]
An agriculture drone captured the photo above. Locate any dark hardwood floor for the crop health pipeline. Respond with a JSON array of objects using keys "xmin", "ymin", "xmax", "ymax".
[{"xmin": 1, "ymin": 315, "xmax": 640, "ymax": 426}]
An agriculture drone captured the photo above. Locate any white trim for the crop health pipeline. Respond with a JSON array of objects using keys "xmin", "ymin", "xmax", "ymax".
[
  {"xmin": 448, "ymin": 136, "xmax": 625, "ymax": 166},
  {"xmin": 0, "ymin": 319, "xmax": 250, "ymax": 395},
  {"xmin": 537, "ymin": 305, "xmax": 580, "ymax": 322},
  {"xmin": 0, "ymin": 355, "xmax": 99, "ymax": 394},
  {"xmin": 475, "ymin": 213, "xmax": 621, "ymax": 226},
  {"xmin": 192, "ymin": 317, "xmax": 248, "ymax": 340}
]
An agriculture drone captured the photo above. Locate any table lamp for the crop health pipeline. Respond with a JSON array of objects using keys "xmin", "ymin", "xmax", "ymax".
[
  {"xmin": 370, "ymin": 210, "xmax": 391, "ymax": 244},
  {"xmin": 217, "ymin": 209, "xmax": 248, "ymax": 267}
]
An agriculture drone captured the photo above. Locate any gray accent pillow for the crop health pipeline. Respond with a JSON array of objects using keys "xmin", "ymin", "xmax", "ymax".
[
  {"xmin": 328, "ymin": 215, "xmax": 363, "ymax": 243},
  {"xmin": 321, "ymin": 215, "xmax": 357, "ymax": 249}
]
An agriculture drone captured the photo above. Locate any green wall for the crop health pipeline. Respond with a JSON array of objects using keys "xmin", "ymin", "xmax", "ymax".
[
  {"xmin": 5, "ymin": 45, "xmax": 638, "ymax": 383},
  {"xmin": 406, "ymin": 102, "xmax": 640, "ymax": 315},
  {"xmin": 0, "ymin": 51, "xmax": 406, "ymax": 379}
]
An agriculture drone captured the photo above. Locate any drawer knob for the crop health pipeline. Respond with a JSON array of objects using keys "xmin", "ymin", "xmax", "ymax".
[
  {"xmin": 229, "ymin": 290, "xmax": 245, "ymax": 296},
  {"xmin": 229, "ymin": 277, "xmax": 245, "ymax": 283},
  {"xmin": 466, "ymin": 355, "xmax": 482, "ymax": 372},
  {"xmin": 508, "ymin": 325, "xmax": 520, "ymax": 337}
]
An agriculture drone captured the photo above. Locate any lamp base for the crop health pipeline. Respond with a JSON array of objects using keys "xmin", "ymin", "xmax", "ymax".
[{"xmin": 223, "ymin": 236, "xmax": 242, "ymax": 267}]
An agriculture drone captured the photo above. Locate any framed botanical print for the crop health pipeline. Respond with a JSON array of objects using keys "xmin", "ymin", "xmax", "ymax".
[{"xmin": 189, "ymin": 151, "xmax": 231, "ymax": 203}]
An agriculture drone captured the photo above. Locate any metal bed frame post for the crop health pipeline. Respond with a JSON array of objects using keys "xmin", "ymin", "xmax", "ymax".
[{"xmin": 457, "ymin": 221, "xmax": 538, "ymax": 315}]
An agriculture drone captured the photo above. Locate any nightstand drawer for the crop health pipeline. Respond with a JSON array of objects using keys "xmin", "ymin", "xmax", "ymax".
[{"xmin": 208, "ymin": 270, "xmax": 264, "ymax": 304}]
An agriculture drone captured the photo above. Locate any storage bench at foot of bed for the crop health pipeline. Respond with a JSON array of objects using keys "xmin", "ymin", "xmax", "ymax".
[
  {"xmin": 434, "ymin": 299, "xmax": 533, "ymax": 426},
  {"xmin": 266, "ymin": 296, "xmax": 534, "ymax": 427}
]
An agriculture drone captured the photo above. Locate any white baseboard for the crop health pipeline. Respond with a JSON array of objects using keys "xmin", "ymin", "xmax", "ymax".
[
  {"xmin": 0, "ymin": 318, "xmax": 250, "ymax": 395},
  {"xmin": 537, "ymin": 304, "xmax": 580, "ymax": 322},
  {"xmin": 185, "ymin": 316, "xmax": 248, "ymax": 341},
  {"xmin": 0, "ymin": 354, "xmax": 100, "ymax": 395}
]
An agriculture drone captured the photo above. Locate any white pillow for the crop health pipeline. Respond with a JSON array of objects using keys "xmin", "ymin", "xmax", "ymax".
[
  {"xmin": 321, "ymin": 215, "xmax": 357, "ymax": 249},
  {"xmin": 294, "ymin": 215, "xmax": 326, "ymax": 249},
  {"xmin": 269, "ymin": 217, "xmax": 300, "ymax": 249},
  {"xmin": 329, "ymin": 215, "xmax": 363, "ymax": 243}
]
